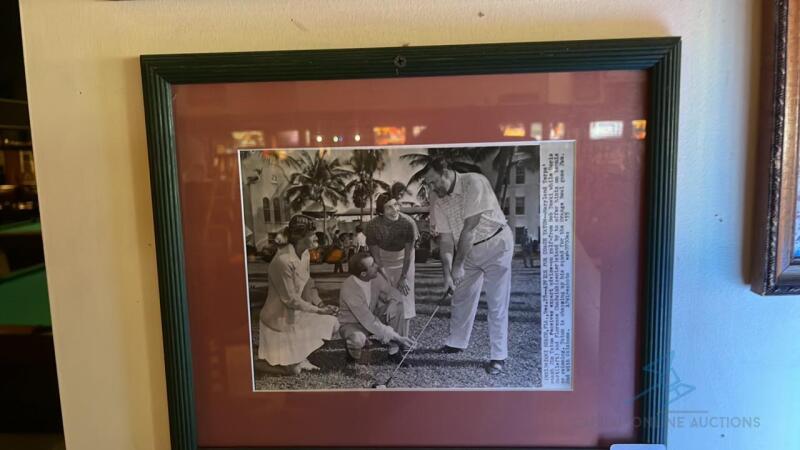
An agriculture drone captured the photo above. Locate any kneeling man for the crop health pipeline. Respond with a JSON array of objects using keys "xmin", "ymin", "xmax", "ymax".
[{"xmin": 338, "ymin": 253, "xmax": 415, "ymax": 364}]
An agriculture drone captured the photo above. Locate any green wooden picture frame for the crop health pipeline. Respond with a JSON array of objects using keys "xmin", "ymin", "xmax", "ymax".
[{"xmin": 141, "ymin": 37, "xmax": 680, "ymax": 450}]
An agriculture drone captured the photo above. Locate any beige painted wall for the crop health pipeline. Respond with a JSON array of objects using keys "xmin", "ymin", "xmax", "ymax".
[{"xmin": 21, "ymin": 1, "xmax": 798, "ymax": 449}]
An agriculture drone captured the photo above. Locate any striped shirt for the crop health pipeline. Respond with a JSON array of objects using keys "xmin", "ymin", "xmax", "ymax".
[{"xmin": 429, "ymin": 172, "xmax": 507, "ymax": 246}]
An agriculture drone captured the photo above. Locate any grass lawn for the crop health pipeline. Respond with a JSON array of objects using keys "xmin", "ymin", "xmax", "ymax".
[{"xmin": 249, "ymin": 258, "xmax": 541, "ymax": 390}]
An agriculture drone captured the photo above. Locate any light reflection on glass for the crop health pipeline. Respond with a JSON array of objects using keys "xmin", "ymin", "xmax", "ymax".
[
  {"xmin": 632, "ymin": 120, "xmax": 647, "ymax": 140},
  {"xmin": 530, "ymin": 122, "xmax": 543, "ymax": 140},
  {"xmin": 373, "ymin": 126, "xmax": 406, "ymax": 145},
  {"xmin": 500, "ymin": 123, "xmax": 526, "ymax": 137},
  {"xmin": 589, "ymin": 121, "xmax": 624, "ymax": 140},
  {"xmin": 549, "ymin": 122, "xmax": 566, "ymax": 140},
  {"xmin": 265, "ymin": 149, "xmax": 289, "ymax": 161},
  {"xmin": 277, "ymin": 130, "xmax": 299, "ymax": 146},
  {"xmin": 231, "ymin": 130, "xmax": 265, "ymax": 148}
]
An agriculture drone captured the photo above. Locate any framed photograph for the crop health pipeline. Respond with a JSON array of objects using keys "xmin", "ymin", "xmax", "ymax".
[
  {"xmin": 751, "ymin": 0, "xmax": 800, "ymax": 295},
  {"xmin": 240, "ymin": 141, "xmax": 573, "ymax": 391},
  {"xmin": 141, "ymin": 38, "xmax": 680, "ymax": 449}
]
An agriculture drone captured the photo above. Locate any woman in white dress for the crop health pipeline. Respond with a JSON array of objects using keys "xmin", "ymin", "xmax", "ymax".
[
  {"xmin": 365, "ymin": 193, "xmax": 418, "ymax": 336},
  {"xmin": 258, "ymin": 215, "xmax": 339, "ymax": 375}
]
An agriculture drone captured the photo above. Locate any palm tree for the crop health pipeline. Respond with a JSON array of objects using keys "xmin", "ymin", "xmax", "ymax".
[
  {"xmin": 345, "ymin": 149, "xmax": 390, "ymax": 220},
  {"xmin": 399, "ymin": 145, "xmax": 539, "ymax": 208},
  {"xmin": 400, "ymin": 147, "xmax": 486, "ymax": 190},
  {"xmin": 351, "ymin": 184, "xmax": 368, "ymax": 217},
  {"xmin": 416, "ymin": 183, "xmax": 430, "ymax": 205},
  {"xmin": 285, "ymin": 150, "xmax": 352, "ymax": 238}
]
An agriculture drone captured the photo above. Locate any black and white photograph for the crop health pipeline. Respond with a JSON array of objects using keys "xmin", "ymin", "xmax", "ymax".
[{"xmin": 238, "ymin": 141, "xmax": 574, "ymax": 390}]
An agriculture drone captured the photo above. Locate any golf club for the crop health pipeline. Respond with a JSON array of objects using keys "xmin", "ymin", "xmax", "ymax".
[{"xmin": 370, "ymin": 287, "xmax": 453, "ymax": 389}]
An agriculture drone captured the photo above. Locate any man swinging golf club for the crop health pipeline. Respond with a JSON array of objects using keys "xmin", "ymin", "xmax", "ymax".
[{"xmin": 424, "ymin": 158, "xmax": 514, "ymax": 375}]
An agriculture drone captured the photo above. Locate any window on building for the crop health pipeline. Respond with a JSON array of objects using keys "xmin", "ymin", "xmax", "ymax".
[
  {"xmin": 502, "ymin": 197, "xmax": 510, "ymax": 215},
  {"xmin": 515, "ymin": 196, "xmax": 525, "ymax": 215},
  {"xmin": 283, "ymin": 198, "xmax": 291, "ymax": 221},
  {"xmin": 515, "ymin": 226, "xmax": 526, "ymax": 243},
  {"xmin": 262, "ymin": 197, "xmax": 271, "ymax": 223},
  {"xmin": 515, "ymin": 165, "xmax": 525, "ymax": 184},
  {"xmin": 273, "ymin": 197, "xmax": 283, "ymax": 223}
]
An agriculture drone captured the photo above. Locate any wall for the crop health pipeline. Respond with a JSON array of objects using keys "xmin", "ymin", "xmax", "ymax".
[{"xmin": 17, "ymin": 0, "xmax": 800, "ymax": 449}]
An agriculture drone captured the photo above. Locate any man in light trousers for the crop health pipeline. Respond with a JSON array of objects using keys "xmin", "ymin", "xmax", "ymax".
[{"xmin": 424, "ymin": 159, "xmax": 514, "ymax": 375}]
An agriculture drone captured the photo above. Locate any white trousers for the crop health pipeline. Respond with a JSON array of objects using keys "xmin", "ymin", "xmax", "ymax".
[{"xmin": 446, "ymin": 227, "xmax": 514, "ymax": 360}]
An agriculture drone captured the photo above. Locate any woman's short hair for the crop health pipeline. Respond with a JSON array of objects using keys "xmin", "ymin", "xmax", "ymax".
[{"xmin": 375, "ymin": 192, "xmax": 393, "ymax": 216}]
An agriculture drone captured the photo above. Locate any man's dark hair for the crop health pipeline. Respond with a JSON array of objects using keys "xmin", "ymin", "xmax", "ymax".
[
  {"xmin": 355, "ymin": 225, "xmax": 363, "ymax": 233},
  {"xmin": 427, "ymin": 157, "xmax": 447, "ymax": 175},
  {"xmin": 348, "ymin": 252, "xmax": 371, "ymax": 277}
]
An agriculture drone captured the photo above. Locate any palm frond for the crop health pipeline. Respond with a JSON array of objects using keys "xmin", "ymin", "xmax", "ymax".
[
  {"xmin": 466, "ymin": 147, "xmax": 499, "ymax": 163},
  {"xmin": 449, "ymin": 161, "xmax": 484, "ymax": 174},
  {"xmin": 399, "ymin": 153, "xmax": 431, "ymax": 167},
  {"xmin": 372, "ymin": 178, "xmax": 391, "ymax": 191},
  {"xmin": 407, "ymin": 166, "xmax": 430, "ymax": 187}
]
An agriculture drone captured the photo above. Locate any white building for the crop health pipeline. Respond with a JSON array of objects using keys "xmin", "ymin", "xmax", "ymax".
[
  {"xmin": 240, "ymin": 153, "xmax": 293, "ymax": 249},
  {"xmin": 477, "ymin": 146, "xmax": 541, "ymax": 249}
]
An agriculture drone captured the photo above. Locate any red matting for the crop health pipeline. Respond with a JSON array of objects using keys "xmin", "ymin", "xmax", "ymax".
[{"xmin": 172, "ymin": 71, "xmax": 647, "ymax": 448}]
